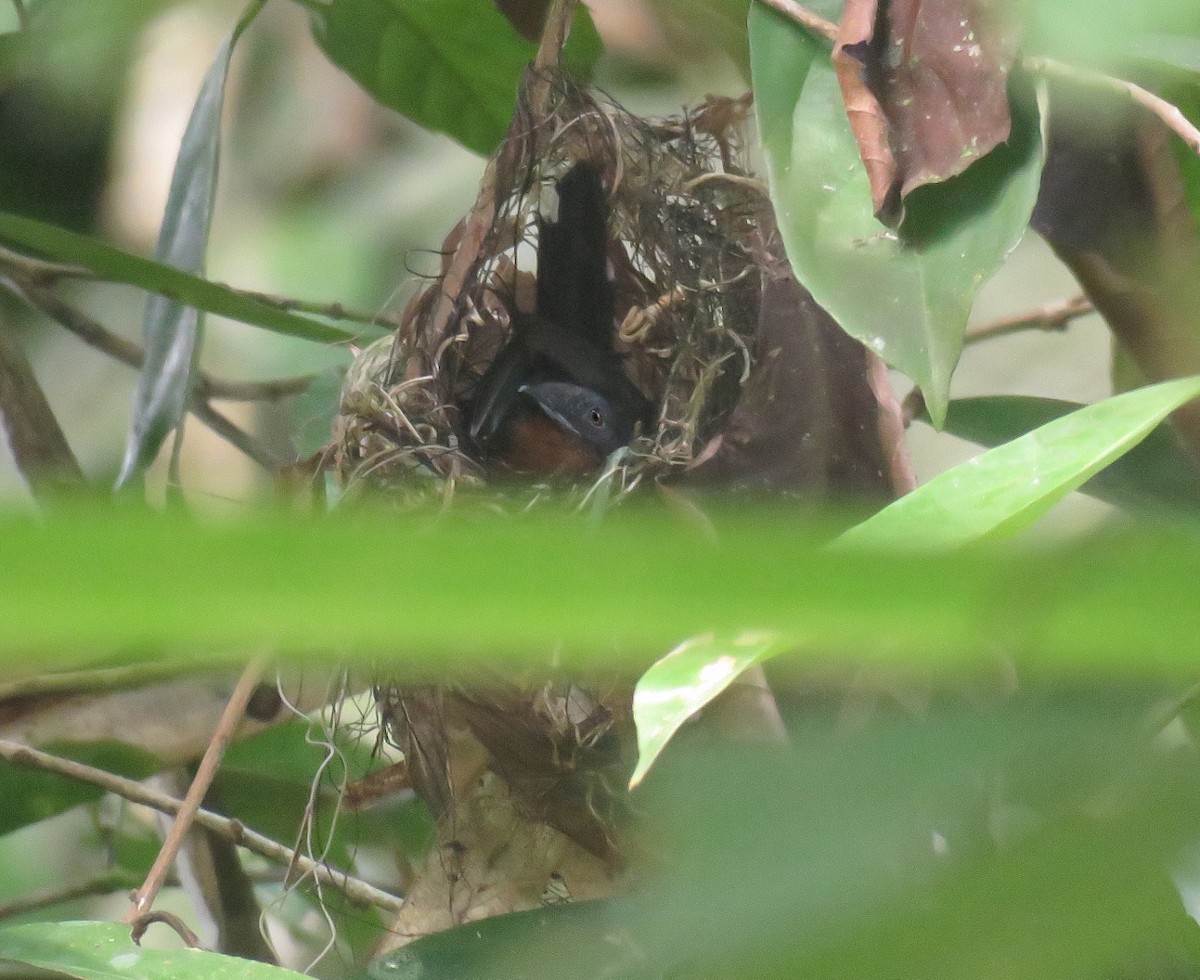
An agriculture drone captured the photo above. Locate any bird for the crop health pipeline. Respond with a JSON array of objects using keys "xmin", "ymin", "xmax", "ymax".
[{"xmin": 467, "ymin": 162, "xmax": 653, "ymax": 477}]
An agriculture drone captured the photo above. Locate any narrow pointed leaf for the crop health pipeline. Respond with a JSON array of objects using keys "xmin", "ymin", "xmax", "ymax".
[
  {"xmin": 117, "ymin": 1, "xmax": 265, "ymax": 487},
  {"xmin": 934, "ymin": 395, "xmax": 1200, "ymax": 516},
  {"xmin": 0, "ymin": 920, "xmax": 309, "ymax": 979},
  {"xmin": 838, "ymin": 376, "xmax": 1200, "ymax": 550},
  {"xmin": 630, "ymin": 631, "xmax": 788, "ymax": 788},
  {"xmin": 749, "ymin": 4, "xmax": 1045, "ymax": 425},
  {"xmin": 0, "ymin": 213, "xmax": 358, "ymax": 344}
]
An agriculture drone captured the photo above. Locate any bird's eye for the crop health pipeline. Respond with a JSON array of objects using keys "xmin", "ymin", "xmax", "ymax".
[{"xmin": 588, "ymin": 408, "xmax": 604, "ymax": 427}]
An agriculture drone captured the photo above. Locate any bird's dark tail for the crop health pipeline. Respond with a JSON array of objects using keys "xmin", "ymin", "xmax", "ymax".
[{"xmin": 535, "ymin": 161, "xmax": 616, "ymax": 351}]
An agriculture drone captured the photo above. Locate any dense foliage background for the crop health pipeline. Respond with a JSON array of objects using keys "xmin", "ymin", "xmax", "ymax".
[{"xmin": 2, "ymin": 0, "xmax": 1200, "ymax": 977}]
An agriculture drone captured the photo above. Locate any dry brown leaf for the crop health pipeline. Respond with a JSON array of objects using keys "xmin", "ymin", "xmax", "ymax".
[{"xmin": 835, "ymin": 0, "xmax": 1018, "ymax": 226}]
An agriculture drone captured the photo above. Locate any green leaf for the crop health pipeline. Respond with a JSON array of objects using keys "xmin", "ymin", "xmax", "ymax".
[
  {"xmin": 0, "ymin": 212, "xmax": 357, "ymax": 345},
  {"xmin": 933, "ymin": 395, "xmax": 1200, "ymax": 516},
  {"xmin": 5, "ymin": 504, "xmax": 1200, "ymax": 675},
  {"xmin": 0, "ymin": 920, "xmax": 310, "ymax": 978},
  {"xmin": 839, "ymin": 376, "xmax": 1200, "ymax": 550},
  {"xmin": 309, "ymin": 0, "xmax": 603, "ymax": 156},
  {"xmin": 749, "ymin": 4, "xmax": 1045, "ymax": 425},
  {"xmin": 117, "ymin": 2, "xmax": 265, "ymax": 488},
  {"xmin": 629, "ymin": 631, "xmax": 788, "ymax": 788}
]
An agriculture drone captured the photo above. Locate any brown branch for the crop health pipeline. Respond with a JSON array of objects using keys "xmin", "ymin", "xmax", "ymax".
[
  {"xmin": 233, "ymin": 287, "xmax": 401, "ymax": 333},
  {"xmin": 0, "ymin": 739, "xmax": 404, "ymax": 913},
  {"xmin": 0, "ymin": 873, "xmax": 138, "ymax": 921},
  {"xmin": 127, "ymin": 657, "xmax": 268, "ymax": 921},
  {"xmin": 1025, "ymin": 57, "xmax": 1200, "ymax": 158},
  {"xmin": 757, "ymin": 0, "xmax": 837, "ymax": 41},
  {"xmin": 5, "ymin": 279, "xmax": 314, "ymax": 402},
  {"xmin": 534, "ymin": 0, "xmax": 578, "ymax": 71},
  {"xmin": 0, "ymin": 662, "xmax": 189, "ymax": 702},
  {"xmin": 130, "ymin": 910, "xmax": 201, "ymax": 949},
  {"xmin": 190, "ymin": 400, "xmax": 282, "ymax": 471},
  {"xmin": 965, "ymin": 294, "xmax": 1095, "ymax": 345},
  {"xmin": 0, "ymin": 312, "xmax": 85, "ymax": 496}
]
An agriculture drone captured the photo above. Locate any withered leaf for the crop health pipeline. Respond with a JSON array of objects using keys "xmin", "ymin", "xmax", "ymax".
[{"xmin": 834, "ymin": 0, "xmax": 1019, "ymax": 226}]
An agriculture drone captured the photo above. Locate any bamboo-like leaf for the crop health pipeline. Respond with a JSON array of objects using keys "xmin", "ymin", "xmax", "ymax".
[
  {"xmin": 630, "ymin": 631, "xmax": 788, "ymax": 788},
  {"xmin": 0, "ymin": 920, "xmax": 309, "ymax": 979},
  {"xmin": 117, "ymin": 1, "xmax": 265, "ymax": 488},
  {"xmin": 0, "ymin": 213, "xmax": 356, "ymax": 344},
  {"xmin": 839, "ymin": 377, "xmax": 1200, "ymax": 550}
]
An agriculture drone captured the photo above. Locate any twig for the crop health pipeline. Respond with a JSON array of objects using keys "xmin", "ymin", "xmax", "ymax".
[
  {"xmin": 1025, "ymin": 56, "xmax": 1200, "ymax": 158},
  {"xmin": 0, "ymin": 312, "xmax": 85, "ymax": 496},
  {"xmin": 0, "ymin": 873, "xmax": 139, "ymax": 921},
  {"xmin": 127, "ymin": 657, "xmax": 269, "ymax": 921},
  {"xmin": 965, "ymin": 294, "xmax": 1095, "ymax": 345},
  {"xmin": 191, "ymin": 400, "xmax": 282, "ymax": 471},
  {"xmin": 0, "ymin": 662, "xmax": 190, "ymax": 702},
  {"xmin": 235, "ymin": 288, "xmax": 401, "ymax": 332},
  {"xmin": 4, "ymin": 278, "xmax": 315, "ymax": 402},
  {"xmin": 756, "ymin": 0, "xmax": 837, "ymax": 42},
  {"xmin": 0, "ymin": 739, "xmax": 405, "ymax": 914},
  {"xmin": 130, "ymin": 910, "xmax": 201, "ymax": 948}
]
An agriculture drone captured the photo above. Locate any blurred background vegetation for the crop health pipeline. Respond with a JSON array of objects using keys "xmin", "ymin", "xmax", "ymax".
[{"xmin": 0, "ymin": 0, "xmax": 1109, "ymax": 522}]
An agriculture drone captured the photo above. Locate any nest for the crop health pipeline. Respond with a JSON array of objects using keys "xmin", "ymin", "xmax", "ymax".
[{"xmin": 329, "ymin": 70, "xmax": 771, "ymax": 508}]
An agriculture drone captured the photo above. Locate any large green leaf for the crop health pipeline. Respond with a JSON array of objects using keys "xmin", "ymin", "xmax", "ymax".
[
  {"xmin": 933, "ymin": 395, "xmax": 1200, "ymax": 516},
  {"xmin": 1, "ymin": 504, "xmax": 1200, "ymax": 673},
  {"xmin": 839, "ymin": 377, "xmax": 1200, "ymax": 550},
  {"xmin": 749, "ymin": 3, "xmax": 1045, "ymax": 425},
  {"xmin": 308, "ymin": 0, "xmax": 602, "ymax": 156},
  {"xmin": 117, "ymin": 1, "xmax": 265, "ymax": 488},
  {"xmin": 0, "ymin": 213, "xmax": 358, "ymax": 344},
  {"xmin": 0, "ymin": 920, "xmax": 309, "ymax": 979}
]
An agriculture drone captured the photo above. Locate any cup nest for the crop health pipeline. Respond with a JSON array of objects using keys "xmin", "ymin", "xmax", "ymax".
[{"xmin": 328, "ymin": 70, "xmax": 776, "ymax": 510}]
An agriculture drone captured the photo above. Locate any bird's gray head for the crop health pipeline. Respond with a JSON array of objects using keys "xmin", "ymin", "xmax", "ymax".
[{"xmin": 517, "ymin": 380, "xmax": 641, "ymax": 458}]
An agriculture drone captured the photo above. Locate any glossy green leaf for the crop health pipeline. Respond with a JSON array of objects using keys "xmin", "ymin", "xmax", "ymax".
[
  {"xmin": 629, "ymin": 631, "xmax": 788, "ymax": 788},
  {"xmin": 839, "ymin": 376, "xmax": 1200, "ymax": 550},
  {"xmin": 309, "ymin": 0, "xmax": 603, "ymax": 156},
  {"xmin": 749, "ymin": 4, "xmax": 1045, "ymax": 425},
  {"xmin": 0, "ymin": 920, "xmax": 309, "ymax": 978},
  {"xmin": 933, "ymin": 395, "xmax": 1200, "ymax": 516},
  {"xmin": 117, "ymin": 2, "xmax": 264, "ymax": 488},
  {"xmin": 0, "ymin": 212, "xmax": 357, "ymax": 344},
  {"xmin": 2, "ymin": 505, "xmax": 1200, "ymax": 674}
]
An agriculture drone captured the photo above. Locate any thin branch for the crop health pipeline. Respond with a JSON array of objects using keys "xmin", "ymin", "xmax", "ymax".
[
  {"xmin": 0, "ymin": 311, "xmax": 86, "ymax": 496},
  {"xmin": 128, "ymin": 657, "xmax": 268, "ymax": 920},
  {"xmin": 4, "ymin": 278, "xmax": 315, "ymax": 402},
  {"xmin": 235, "ymin": 288, "xmax": 401, "ymax": 332},
  {"xmin": 0, "ymin": 873, "xmax": 139, "ymax": 921},
  {"xmin": 0, "ymin": 739, "xmax": 405, "ymax": 914},
  {"xmin": 190, "ymin": 400, "xmax": 282, "ymax": 471},
  {"xmin": 0, "ymin": 662, "xmax": 190, "ymax": 702},
  {"xmin": 756, "ymin": 0, "xmax": 837, "ymax": 42},
  {"xmin": 965, "ymin": 294, "xmax": 1095, "ymax": 346},
  {"xmin": 1025, "ymin": 56, "xmax": 1200, "ymax": 158}
]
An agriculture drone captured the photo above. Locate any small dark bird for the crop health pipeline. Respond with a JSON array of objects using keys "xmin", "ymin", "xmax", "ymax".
[{"xmin": 468, "ymin": 162, "xmax": 653, "ymax": 476}]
